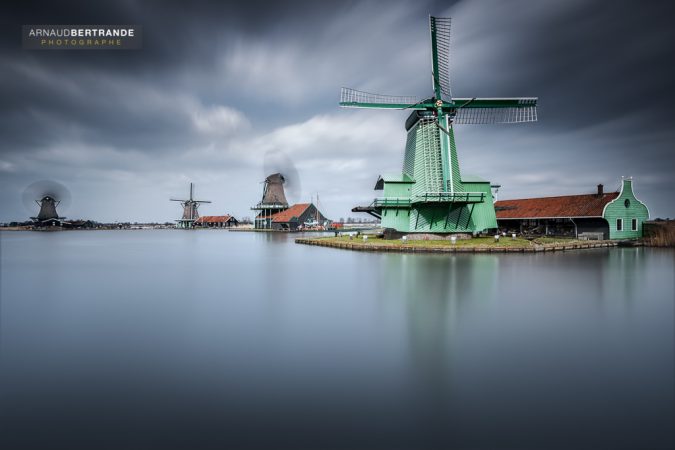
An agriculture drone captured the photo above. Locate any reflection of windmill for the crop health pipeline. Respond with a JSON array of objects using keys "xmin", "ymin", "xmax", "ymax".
[
  {"xmin": 343, "ymin": 16, "xmax": 537, "ymax": 233},
  {"xmin": 251, "ymin": 173, "xmax": 290, "ymax": 229},
  {"xmin": 170, "ymin": 183, "xmax": 211, "ymax": 229}
]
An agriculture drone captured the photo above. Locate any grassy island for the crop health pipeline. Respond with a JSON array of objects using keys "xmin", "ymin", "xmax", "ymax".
[{"xmin": 296, "ymin": 235, "xmax": 619, "ymax": 253}]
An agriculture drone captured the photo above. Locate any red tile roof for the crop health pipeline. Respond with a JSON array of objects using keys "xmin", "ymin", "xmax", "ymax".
[
  {"xmin": 194, "ymin": 215, "xmax": 234, "ymax": 223},
  {"xmin": 495, "ymin": 193, "xmax": 618, "ymax": 219},
  {"xmin": 272, "ymin": 203, "xmax": 311, "ymax": 223}
]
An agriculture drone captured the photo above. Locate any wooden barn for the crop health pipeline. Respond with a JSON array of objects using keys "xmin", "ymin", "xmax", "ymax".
[
  {"xmin": 270, "ymin": 203, "xmax": 328, "ymax": 231},
  {"xmin": 495, "ymin": 178, "xmax": 649, "ymax": 240},
  {"xmin": 194, "ymin": 215, "xmax": 239, "ymax": 228}
]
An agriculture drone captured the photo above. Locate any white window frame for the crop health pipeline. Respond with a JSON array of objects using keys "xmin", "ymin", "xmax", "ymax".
[
  {"xmin": 631, "ymin": 218, "xmax": 638, "ymax": 231},
  {"xmin": 616, "ymin": 218, "xmax": 623, "ymax": 231}
]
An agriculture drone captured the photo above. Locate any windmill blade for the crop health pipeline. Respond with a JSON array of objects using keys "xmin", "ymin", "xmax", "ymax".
[
  {"xmin": 452, "ymin": 97, "xmax": 538, "ymax": 124},
  {"xmin": 263, "ymin": 150, "xmax": 302, "ymax": 204},
  {"xmin": 189, "ymin": 183, "xmax": 211, "ymax": 203},
  {"xmin": 22, "ymin": 180, "xmax": 71, "ymax": 213},
  {"xmin": 339, "ymin": 88, "xmax": 424, "ymax": 110},
  {"xmin": 430, "ymin": 16, "xmax": 452, "ymax": 101}
]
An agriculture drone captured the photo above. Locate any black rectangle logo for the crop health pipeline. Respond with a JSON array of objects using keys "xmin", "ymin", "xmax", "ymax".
[{"xmin": 22, "ymin": 25, "xmax": 142, "ymax": 50}]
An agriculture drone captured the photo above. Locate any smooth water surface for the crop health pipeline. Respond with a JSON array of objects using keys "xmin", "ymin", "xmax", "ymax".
[{"xmin": 1, "ymin": 230, "xmax": 673, "ymax": 449}]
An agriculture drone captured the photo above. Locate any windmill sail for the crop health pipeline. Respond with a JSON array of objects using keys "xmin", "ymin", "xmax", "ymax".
[
  {"xmin": 339, "ymin": 88, "xmax": 421, "ymax": 109},
  {"xmin": 430, "ymin": 16, "xmax": 452, "ymax": 101},
  {"xmin": 452, "ymin": 98, "xmax": 538, "ymax": 124}
]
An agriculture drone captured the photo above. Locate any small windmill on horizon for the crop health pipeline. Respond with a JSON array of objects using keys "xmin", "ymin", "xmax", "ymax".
[
  {"xmin": 170, "ymin": 182, "xmax": 211, "ymax": 229},
  {"xmin": 342, "ymin": 16, "xmax": 538, "ymax": 233},
  {"xmin": 23, "ymin": 180, "xmax": 70, "ymax": 227}
]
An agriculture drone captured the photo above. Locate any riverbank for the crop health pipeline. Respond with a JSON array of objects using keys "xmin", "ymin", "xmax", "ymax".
[
  {"xmin": 229, "ymin": 227, "xmax": 378, "ymax": 233},
  {"xmin": 229, "ymin": 228, "xmax": 332, "ymax": 233},
  {"xmin": 296, "ymin": 236, "xmax": 620, "ymax": 253}
]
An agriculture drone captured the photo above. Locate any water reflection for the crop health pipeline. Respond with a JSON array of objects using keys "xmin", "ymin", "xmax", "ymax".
[
  {"xmin": 0, "ymin": 231, "xmax": 672, "ymax": 449},
  {"xmin": 379, "ymin": 255, "xmax": 497, "ymax": 378}
]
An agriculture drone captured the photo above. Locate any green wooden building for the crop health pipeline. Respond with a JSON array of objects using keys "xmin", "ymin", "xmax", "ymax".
[
  {"xmin": 495, "ymin": 178, "xmax": 650, "ymax": 240},
  {"xmin": 602, "ymin": 179, "xmax": 650, "ymax": 239}
]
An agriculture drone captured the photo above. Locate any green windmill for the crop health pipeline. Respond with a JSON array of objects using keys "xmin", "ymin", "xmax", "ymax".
[{"xmin": 342, "ymin": 16, "xmax": 537, "ymax": 234}]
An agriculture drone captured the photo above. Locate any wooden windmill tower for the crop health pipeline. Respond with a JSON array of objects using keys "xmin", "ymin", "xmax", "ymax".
[
  {"xmin": 25, "ymin": 180, "xmax": 70, "ymax": 227},
  {"xmin": 341, "ymin": 16, "xmax": 538, "ymax": 233},
  {"xmin": 170, "ymin": 183, "xmax": 211, "ymax": 229},
  {"xmin": 32, "ymin": 195, "xmax": 65, "ymax": 226},
  {"xmin": 251, "ymin": 173, "xmax": 290, "ymax": 229}
]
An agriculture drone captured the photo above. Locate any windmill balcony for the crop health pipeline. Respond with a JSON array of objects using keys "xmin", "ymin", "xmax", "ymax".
[
  {"xmin": 411, "ymin": 192, "xmax": 485, "ymax": 204},
  {"xmin": 373, "ymin": 197, "xmax": 412, "ymax": 208},
  {"xmin": 252, "ymin": 202, "xmax": 288, "ymax": 210}
]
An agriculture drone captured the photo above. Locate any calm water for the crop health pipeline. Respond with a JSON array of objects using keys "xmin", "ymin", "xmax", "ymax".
[{"xmin": 0, "ymin": 230, "xmax": 673, "ymax": 449}]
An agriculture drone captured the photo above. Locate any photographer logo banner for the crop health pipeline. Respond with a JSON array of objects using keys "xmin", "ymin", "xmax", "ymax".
[{"xmin": 23, "ymin": 25, "xmax": 142, "ymax": 50}]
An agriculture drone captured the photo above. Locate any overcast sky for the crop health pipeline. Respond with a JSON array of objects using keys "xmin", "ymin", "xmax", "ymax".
[{"xmin": 1, "ymin": 0, "xmax": 674, "ymax": 222}]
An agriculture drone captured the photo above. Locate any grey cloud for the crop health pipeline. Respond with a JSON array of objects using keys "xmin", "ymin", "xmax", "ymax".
[{"xmin": 0, "ymin": 0, "xmax": 673, "ymax": 222}]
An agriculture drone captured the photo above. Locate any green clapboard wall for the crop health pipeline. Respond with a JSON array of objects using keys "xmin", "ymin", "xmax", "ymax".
[{"xmin": 603, "ymin": 179, "xmax": 649, "ymax": 239}]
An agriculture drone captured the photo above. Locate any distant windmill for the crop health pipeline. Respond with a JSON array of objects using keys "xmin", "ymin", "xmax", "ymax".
[
  {"xmin": 251, "ymin": 150, "xmax": 302, "ymax": 229},
  {"xmin": 23, "ymin": 180, "xmax": 70, "ymax": 227},
  {"xmin": 35, "ymin": 196, "xmax": 62, "ymax": 222},
  {"xmin": 342, "ymin": 16, "xmax": 538, "ymax": 233},
  {"xmin": 251, "ymin": 173, "xmax": 290, "ymax": 229},
  {"xmin": 262, "ymin": 149, "xmax": 302, "ymax": 204},
  {"xmin": 170, "ymin": 183, "xmax": 211, "ymax": 229},
  {"xmin": 261, "ymin": 173, "xmax": 289, "ymax": 207}
]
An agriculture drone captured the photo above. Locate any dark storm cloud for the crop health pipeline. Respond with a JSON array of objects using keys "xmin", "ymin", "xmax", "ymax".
[
  {"xmin": 0, "ymin": 1, "xmax": 449, "ymax": 78},
  {"xmin": 450, "ymin": 0, "xmax": 675, "ymax": 131},
  {"xmin": 0, "ymin": 0, "xmax": 673, "ymax": 222},
  {"xmin": 443, "ymin": 0, "xmax": 675, "ymax": 219},
  {"xmin": 0, "ymin": 0, "xmax": 445, "ymax": 156}
]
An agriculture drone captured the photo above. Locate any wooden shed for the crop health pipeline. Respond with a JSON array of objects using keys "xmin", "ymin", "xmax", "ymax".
[
  {"xmin": 194, "ymin": 215, "xmax": 239, "ymax": 228},
  {"xmin": 495, "ymin": 178, "xmax": 649, "ymax": 240},
  {"xmin": 270, "ymin": 203, "xmax": 328, "ymax": 231}
]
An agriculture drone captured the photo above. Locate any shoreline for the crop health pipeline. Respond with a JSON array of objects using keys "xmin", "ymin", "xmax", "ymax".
[{"xmin": 296, "ymin": 236, "xmax": 623, "ymax": 253}]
